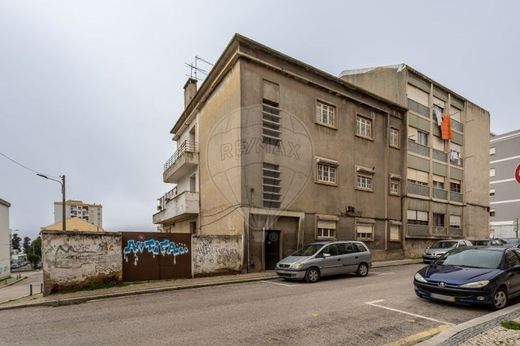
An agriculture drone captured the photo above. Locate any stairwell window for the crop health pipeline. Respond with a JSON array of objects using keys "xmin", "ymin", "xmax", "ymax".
[
  {"xmin": 316, "ymin": 158, "xmax": 338, "ymax": 185},
  {"xmin": 389, "ymin": 128, "xmax": 400, "ymax": 148},
  {"xmin": 390, "ymin": 180, "xmax": 400, "ymax": 195},
  {"xmin": 316, "ymin": 101, "xmax": 336, "ymax": 128},
  {"xmin": 356, "ymin": 115, "xmax": 373, "ymax": 139}
]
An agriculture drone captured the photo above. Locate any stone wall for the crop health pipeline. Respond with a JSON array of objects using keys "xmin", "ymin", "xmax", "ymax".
[
  {"xmin": 192, "ymin": 235, "xmax": 242, "ymax": 276},
  {"xmin": 42, "ymin": 230, "xmax": 122, "ymax": 295}
]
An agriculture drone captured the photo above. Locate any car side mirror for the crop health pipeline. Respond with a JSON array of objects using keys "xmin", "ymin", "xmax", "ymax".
[{"xmin": 323, "ymin": 253, "xmax": 331, "ymax": 258}]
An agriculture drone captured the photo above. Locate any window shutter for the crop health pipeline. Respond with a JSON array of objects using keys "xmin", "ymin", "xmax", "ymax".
[{"xmin": 317, "ymin": 220, "xmax": 336, "ymax": 229}]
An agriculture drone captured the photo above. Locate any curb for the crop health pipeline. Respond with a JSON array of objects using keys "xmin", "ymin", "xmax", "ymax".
[
  {"xmin": 0, "ymin": 276, "xmax": 28, "ymax": 289},
  {"xmin": 417, "ymin": 302, "xmax": 520, "ymax": 345},
  {"xmin": 0, "ymin": 275, "xmax": 278, "ymax": 311}
]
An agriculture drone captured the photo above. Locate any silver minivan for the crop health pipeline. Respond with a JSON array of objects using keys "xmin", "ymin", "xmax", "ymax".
[{"xmin": 275, "ymin": 241, "xmax": 372, "ymax": 283}]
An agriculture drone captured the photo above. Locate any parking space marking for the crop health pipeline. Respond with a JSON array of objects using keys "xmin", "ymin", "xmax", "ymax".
[
  {"xmin": 365, "ymin": 299, "xmax": 455, "ymax": 326},
  {"xmin": 260, "ymin": 280, "xmax": 298, "ymax": 287}
]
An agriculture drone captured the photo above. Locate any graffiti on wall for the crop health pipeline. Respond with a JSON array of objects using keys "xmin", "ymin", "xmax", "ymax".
[
  {"xmin": 123, "ymin": 239, "xmax": 189, "ymax": 266},
  {"xmin": 192, "ymin": 236, "xmax": 241, "ymax": 274}
]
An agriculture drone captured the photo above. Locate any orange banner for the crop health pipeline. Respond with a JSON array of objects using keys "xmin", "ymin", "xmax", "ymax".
[{"xmin": 441, "ymin": 114, "xmax": 452, "ymax": 140}]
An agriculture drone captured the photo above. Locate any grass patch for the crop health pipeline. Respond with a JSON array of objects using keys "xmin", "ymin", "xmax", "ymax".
[{"xmin": 501, "ymin": 320, "xmax": 520, "ymax": 330}]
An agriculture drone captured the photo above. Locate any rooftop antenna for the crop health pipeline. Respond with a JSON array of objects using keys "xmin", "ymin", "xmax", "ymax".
[{"xmin": 185, "ymin": 56, "xmax": 214, "ymax": 82}]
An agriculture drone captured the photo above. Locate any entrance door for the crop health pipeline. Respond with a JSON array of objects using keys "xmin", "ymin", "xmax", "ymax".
[{"xmin": 265, "ymin": 230, "xmax": 280, "ymax": 270}]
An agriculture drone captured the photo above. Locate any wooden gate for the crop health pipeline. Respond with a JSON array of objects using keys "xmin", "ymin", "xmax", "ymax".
[{"xmin": 122, "ymin": 232, "xmax": 191, "ymax": 282}]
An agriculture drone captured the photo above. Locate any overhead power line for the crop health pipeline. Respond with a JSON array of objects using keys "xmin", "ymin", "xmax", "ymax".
[{"xmin": 0, "ymin": 151, "xmax": 58, "ymax": 178}]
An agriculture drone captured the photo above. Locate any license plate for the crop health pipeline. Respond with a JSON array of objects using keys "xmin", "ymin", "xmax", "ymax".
[{"xmin": 430, "ymin": 293, "xmax": 455, "ymax": 302}]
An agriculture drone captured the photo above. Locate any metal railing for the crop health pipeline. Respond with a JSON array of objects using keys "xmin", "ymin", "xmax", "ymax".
[
  {"xmin": 432, "ymin": 188, "xmax": 448, "ymax": 200},
  {"xmin": 408, "ymin": 140, "xmax": 430, "ymax": 157},
  {"xmin": 432, "ymin": 226, "xmax": 447, "ymax": 236},
  {"xmin": 407, "ymin": 224, "xmax": 429, "ymax": 237},
  {"xmin": 451, "ymin": 119, "xmax": 464, "ymax": 133},
  {"xmin": 158, "ymin": 187, "xmax": 177, "ymax": 211},
  {"xmin": 407, "ymin": 99, "xmax": 430, "ymax": 118},
  {"xmin": 163, "ymin": 140, "xmax": 198, "ymax": 172},
  {"xmin": 432, "ymin": 149, "xmax": 447, "ymax": 162},
  {"xmin": 408, "ymin": 182, "xmax": 430, "ymax": 197},
  {"xmin": 450, "ymin": 191, "xmax": 463, "ymax": 203}
]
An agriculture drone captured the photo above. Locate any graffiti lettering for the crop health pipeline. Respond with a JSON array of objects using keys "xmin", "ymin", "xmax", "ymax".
[{"xmin": 123, "ymin": 239, "xmax": 189, "ymax": 266}]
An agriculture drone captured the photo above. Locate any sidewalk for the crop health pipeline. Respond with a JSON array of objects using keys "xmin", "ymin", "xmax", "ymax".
[
  {"xmin": 0, "ymin": 275, "xmax": 26, "ymax": 288},
  {"xmin": 0, "ymin": 258, "xmax": 422, "ymax": 311}
]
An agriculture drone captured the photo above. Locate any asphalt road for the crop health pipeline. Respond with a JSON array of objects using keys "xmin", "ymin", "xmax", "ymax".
[{"xmin": 0, "ymin": 264, "xmax": 512, "ymax": 346}]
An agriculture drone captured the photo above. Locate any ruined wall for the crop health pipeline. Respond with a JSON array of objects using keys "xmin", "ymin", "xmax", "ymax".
[
  {"xmin": 42, "ymin": 231, "xmax": 122, "ymax": 295},
  {"xmin": 192, "ymin": 235, "xmax": 242, "ymax": 276}
]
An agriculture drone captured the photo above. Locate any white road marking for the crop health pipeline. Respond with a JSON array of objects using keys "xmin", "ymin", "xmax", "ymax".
[
  {"xmin": 365, "ymin": 299, "xmax": 455, "ymax": 326},
  {"xmin": 260, "ymin": 280, "xmax": 297, "ymax": 287}
]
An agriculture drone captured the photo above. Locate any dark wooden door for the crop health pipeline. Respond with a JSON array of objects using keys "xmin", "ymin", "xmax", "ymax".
[{"xmin": 265, "ymin": 230, "xmax": 280, "ymax": 270}]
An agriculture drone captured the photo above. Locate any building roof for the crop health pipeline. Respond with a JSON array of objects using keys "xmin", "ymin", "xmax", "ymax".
[
  {"xmin": 42, "ymin": 217, "xmax": 104, "ymax": 232},
  {"xmin": 170, "ymin": 33, "xmax": 407, "ymax": 138},
  {"xmin": 490, "ymin": 128, "xmax": 520, "ymax": 142},
  {"xmin": 53, "ymin": 200, "xmax": 102, "ymax": 207},
  {"xmin": 0, "ymin": 198, "xmax": 10, "ymax": 207}
]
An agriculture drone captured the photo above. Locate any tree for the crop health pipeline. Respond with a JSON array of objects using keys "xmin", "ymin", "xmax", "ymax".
[
  {"xmin": 11, "ymin": 233, "xmax": 21, "ymax": 252},
  {"xmin": 23, "ymin": 236, "xmax": 31, "ymax": 254},
  {"xmin": 27, "ymin": 237, "xmax": 42, "ymax": 269}
]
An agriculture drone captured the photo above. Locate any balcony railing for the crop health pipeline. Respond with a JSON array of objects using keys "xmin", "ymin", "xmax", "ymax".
[
  {"xmin": 432, "ymin": 226, "xmax": 447, "ymax": 236},
  {"xmin": 407, "ymin": 182, "xmax": 430, "ymax": 197},
  {"xmin": 158, "ymin": 187, "xmax": 177, "ymax": 211},
  {"xmin": 407, "ymin": 224, "xmax": 429, "ymax": 237},
  {"xmin": 450, "ymin": 191, "xmax": 463, "ymax": 203},
  {"xmin": 164, "ymin": 140, "xmax": 199, "ymax": 172},
  {"xmin": 451, "ymin": 119, "xmax": 464, "ymax": 133},
  {"xmin": 449, "ymin": 227, "xmax": 463, "ymax": 238},
  {"xmin": 408, "ymin": 140, "xmax": 430, "ymax": 157},
  {"xmin": 432, "ymin": 149, "xmax": 447, "ymax": 162},
  {"xmin": 407, "ymin": 99, "xmax": 430, "ymax": 118},
  {"xmin": 432, "ymin": 188, "xmax": 448, "ymax": 200},
  {"xmin": 153, "ymin": 191, "xmax": 199, "ymax": 224}
]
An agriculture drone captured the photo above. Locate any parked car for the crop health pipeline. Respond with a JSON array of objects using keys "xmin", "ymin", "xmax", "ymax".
[
  {"xmin": 502, "ymin": 238, "xmax": 520, "ymax": 247},
  {"xmin": 422, "ymin": 240, "xmax": 473, "ymax": 263},
  {"xmin": 471, "ymin": 239, "xmax": 507, "ymax": 247},
  {"xmin": 414, "ymin": 247, "xmax": 520, "ymax": 310},
  {"xmin": 275, "ymin": 241, "xmax": 372, "ymax": 283}
]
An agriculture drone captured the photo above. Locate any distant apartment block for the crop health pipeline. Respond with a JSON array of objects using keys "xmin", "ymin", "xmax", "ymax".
[
  {"xmin": 490, "ymin": 129, "xmax": 520, "ymax": 238},
  {"xmin": 0, "ymin": 198, "xmax": 11, "ymax": 279},
  {"xmin": 54, "ymin": 200, "xmax": 102, "ymax": 228}
]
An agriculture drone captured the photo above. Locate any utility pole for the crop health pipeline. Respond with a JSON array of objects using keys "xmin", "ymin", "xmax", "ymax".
[{"xmin": 37, "ymin": 174, "xmax": 66, "ymax": 231}]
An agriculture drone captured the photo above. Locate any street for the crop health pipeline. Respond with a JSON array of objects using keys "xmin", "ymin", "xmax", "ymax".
[
  {"xmin": 0, "ymin": 264, "xmax": 510, "ymax": 346},
  {"xmin": 0, "ymin": 271, "xmax": 43, "ymax": 304}
]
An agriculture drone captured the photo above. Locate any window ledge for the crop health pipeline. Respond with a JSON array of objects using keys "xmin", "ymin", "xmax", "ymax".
[
  {"xmin": 355, "ymin": 134, "xmax": 374, "ymax": 142},
  {"xmin": 315, "ymin": 121, "xmax": 337, "ymax": 130},
  {"xmin": 389, "ymin": 144, "xmax": 400, "ymax": 150},
  {"xmin": 315, "ymin": 180, "xmax": 338, "ymax": 187},
  {"xmin": 355, "ymin": 187, "xmax": 374, "ymax": 193}
]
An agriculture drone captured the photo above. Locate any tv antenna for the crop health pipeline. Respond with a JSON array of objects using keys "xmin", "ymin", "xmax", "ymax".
[{"xmin": 186, "ymin": 56, "xmax": 213, "ymax": 82}]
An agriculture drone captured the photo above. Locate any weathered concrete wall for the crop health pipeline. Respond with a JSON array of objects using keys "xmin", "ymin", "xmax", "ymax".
[
  {"xmin": 0, "ymin": 202, "xmax": 10, "ymax": 280},
  {"xmin": 42, "ymin": 231, "xmax": 122, "ymax": 295},
  {"xmin": 192, "ymin": 235, "xmax": 242, "ymax": 276}
]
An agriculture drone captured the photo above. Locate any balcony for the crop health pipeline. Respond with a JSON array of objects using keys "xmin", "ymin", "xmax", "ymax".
[
  {"xmin": 451, "ymin": 119, "xmax": 464, "ymax": 133},
  {"xmin": 407, "ymin": 182, "xmax": 430, "ymax": 197},
  {"xmin": 450, "ymin": 191, "xmax": 463, "ymax": 203},
  {"xmin": 449, "ymin": 227, "xmax": 463, "ymax": 238},
  {"xmin": 432, "ymin": 226, "xmax": 447, "ymax": 236},
  {"xmin": 407, "ymin": 224, "xmax": 429, "ymax": 237},
  {"xmin": 432, "ymin": 149, "xmax": 447, "ymax": 162},
  {"xmin": 163, "ymin": 140, "xmax": 199, "ymax": 183},
  {"xmin": 153, "ymin": 191, "xmax": 199, "ymax": 224},
  {"xmin": 408, "ymin": 140, "xmax": 430, "ymax": 157},
  {"xmin": 432, "ymin": 188, "xmax": 448, "ymax": 200},
  {"xmin": 407, "ymin": 99, "xmax": 430, "ymax": 118}
]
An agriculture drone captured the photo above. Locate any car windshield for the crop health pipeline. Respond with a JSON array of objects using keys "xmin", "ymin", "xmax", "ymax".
[
  {"xmin": 504, "ymin": 238, "xmax": 520, "ymax": 244},
  {"xmin": 291, "ymin": 244, "xmax": 323, "ymax": 256},
  {"xmin": 430, "ymin": 241, "xmax": 458, "ymax": 249},
  {"xmin": 436, "ymin": 249, "xmax": 503, "ymax": 269},
  {"xmin": 472, "ymin": 240, "xmax": 488, "ymax": 246}
]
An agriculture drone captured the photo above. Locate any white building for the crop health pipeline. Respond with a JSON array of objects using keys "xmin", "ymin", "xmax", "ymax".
[
  {"xmin": 54, "ymin": 200, "xmax": 103, "ymax": 228},
  {"xmin": 0, "ymin": 198, "xmax": 11, "ymax": 280}
]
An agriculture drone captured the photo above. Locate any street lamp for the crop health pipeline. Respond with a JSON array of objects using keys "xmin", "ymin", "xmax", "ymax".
[{"xmin": 37, "ymin": 174, "xmax": 66, "ymax": 231}]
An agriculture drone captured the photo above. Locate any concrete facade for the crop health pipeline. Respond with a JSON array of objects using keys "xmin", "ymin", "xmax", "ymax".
[
  {"xmin": 42, "ymin": 230, "xmax": 122, "ymax": 295},
  {"xmin": 489, "ymin": 129, "xmax": 520, "ymax": 238},
  {"xmin": 341, "ymin": 65, "xmax": 490, "ymax": 254},
  {"xmin": 154, "ymin": 34, "xmax": 410, "ymax": 273},
  {"xmin": 0, "ymin": 198, "xmax": 11, "ymax": 280},
  {"xmin": 192, "ymin": 235, "xmax": 242, "ymax": 276},
  {"xmin": 54, "ymin": 200, "xmax": 103, "ymax": 227}
]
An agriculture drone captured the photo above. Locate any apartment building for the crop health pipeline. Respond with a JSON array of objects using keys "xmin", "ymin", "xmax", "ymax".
[
  {"xmin": 154, "ymin": 34, "xmax": 409, "ymax": 272},
  {"xmin": 490, "ymin": 129, "xmax": 520, "ymax": 238},
  {"xmin": 54, "ymin": 200, "xmax": 103, "ymax": 228},
  {"xmin": 342, "ymin": 65, "xmax": 490, "ymax": 253},
  {"xmin": 0, "ymin": 198, "xmax": 11, "ymax": 280}
]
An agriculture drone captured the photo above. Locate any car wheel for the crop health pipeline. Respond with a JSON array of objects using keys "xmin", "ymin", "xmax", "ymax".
[
  {"xmin": 357, "ymin": 263, "xmax": 369, "ymax": 277},
  {"xmin": 305, "ymin": 267, "xmax": 320, "ymax": 283},
  {"xmin": 492, "ymin": 288, "xmax": 508, "ymax": 310}
]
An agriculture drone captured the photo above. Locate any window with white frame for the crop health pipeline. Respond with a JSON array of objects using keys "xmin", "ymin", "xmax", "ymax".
[
  {"xmin": 449, "ymin": 215, "xmax": 461, "ymax": 229},
  {"xmin": 317, "ymin": 162, "xmax": 337, "ymax": 184},
  {"xmin": 317, "ymin": 219, "xmax": 337, "ymax": 240},
  {"xmin": 356, "ymin": 223, "xmax": 374, "ymax": 241},
  {"xmin": 389, "ymin": 224, "xmax": 400, "ymax": 241},
  {"xmin": 490, "ymin": 147, "xmax": 496, "ymax": 155},
  {"xmin": 356, "ymin": 174, "xmax": 373, "ymax": 191},
  {"xmin": 389, "ymin": 128, "xmax": 399, "ymax": 148},
  {"xmin": 316, "ymin": 101, "xmax": 336, "ymax": 127},
  {"xmin": 407, "ymin": 210, "xmax": 428, "ymax": 225},
  {"xmin": 490, "ymin": 168, "xmax": 495, "ymax": 177},
  {"xmin": 390, "ymin": 179, "xmax": 400, "ymax": 195},
  {"xmin": 356, "ymin": 115, "xmax": 373, "ymax": 138},
  {"xmin": 416, "ymin": 130, "xmax": 428, "ymax": 146},
  {"xmin": 490, "ymin": 189, "xmax": 495, "ymax": 197}
]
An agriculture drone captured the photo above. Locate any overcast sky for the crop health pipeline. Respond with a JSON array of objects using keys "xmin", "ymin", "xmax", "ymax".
[{"xmin": 1, "ymin": 0, "xmax": 519, "ymax": 239}]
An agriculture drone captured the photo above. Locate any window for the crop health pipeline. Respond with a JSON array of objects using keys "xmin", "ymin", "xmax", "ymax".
[
  {"xmin": 490, "ymin": 209, "xmax": 496, "ymax": 217},
  {"xmin": 449, "ymin": 215, "xmax": 461, "ymax": 229},
  {"xmin": 416, "ymin": 130, "xmax": 428, "ymax": 146},
  {"xmin": 356, "ymin": 116, "xmax": 373, "ymax": 139},
  {"xmin": 317, "ymin": 163, "xmax": 337, "ymax": 184},
  {"xmin": 319, "ymin": 244, "xmax": 339, "ymax": 256},
  {"xmin": 317, "ymin": 219, "xmax": 337, "ymax": 240},
  {"xmin": 450, "ymin": 180, "xmax": 461, "ymax": 193},
  {"xmin": 316, "ymin": 101, "xmax": 336, "ymax": 127},
  {"xmin": 262, "ymin": 99, "xmax": 281, "ymax": 145},
  {"xmin": 407, "ymin": 168, "xmax": 429, "ymax": 186},
  {"xmin": 490, "ymin": 189, "xmax": 495, "ymax": 197},
  {"xmin": 433, "ymin": 213, "xmax": 445, "ymax": 227},
  {"xmin": 356, "ymin": 174, "xmax": 373, "ymax": 191},
  {"xmin": 263, "ymin": 163, "xmax": 281, "ymax": 208},
  {"xmin": 490, "ymin": 147, "xmax": 496, "ymax": 155},
  {"xmin": 490, "ymin": 168, "xmax": 495, "ymax": 177},
  {"xmin": 506, "ymin": 251, "xmax": 520, "ymax": 268},
  {"xmin": 433, "ymin": 181, "xmax": 444, "ymax": 189},
  {"xmin": 390, "ymin": 180, "xmax": 400, "ymax": 195},
  {"xmin": 389, "ymin": 128, "xmax": 399, "ymax": 148},
  {"xmin": 407, "ymin": 210, "xmax": 428, "ymax": 225},
  {"xmin": 356, "ymin": 224, "xmax": 374, "ymax": 241},
  {"xmin": 389, "ymin": 224, "xmax": 400, "ymax": 242}
]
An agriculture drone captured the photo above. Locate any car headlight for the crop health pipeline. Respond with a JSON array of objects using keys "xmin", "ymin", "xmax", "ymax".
[
  {"xmin": 291, "ymin": 263, "xmax": 304, "ymax": 270},
  {"xmin": 414, "ymin": 273, "xmax": 427, "ymax": 283},
  {"xmin": 460, "ymin": 280, "xmax": 490, "ymax": 288}
]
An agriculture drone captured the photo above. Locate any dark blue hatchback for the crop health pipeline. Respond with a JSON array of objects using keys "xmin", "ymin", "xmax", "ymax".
[{"xmin": 414, "ymin": 247, "xmax": 520, "ymax": 310}]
